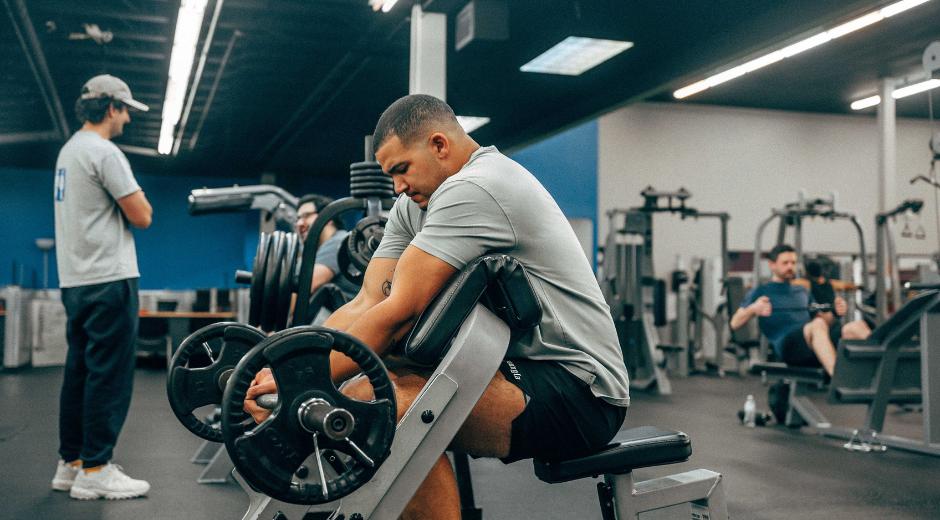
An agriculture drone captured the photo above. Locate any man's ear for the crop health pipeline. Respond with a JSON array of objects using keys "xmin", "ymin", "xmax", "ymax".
[{"xmin": 428, "ymin": 132, "xmax": 449, "ymax": 157}]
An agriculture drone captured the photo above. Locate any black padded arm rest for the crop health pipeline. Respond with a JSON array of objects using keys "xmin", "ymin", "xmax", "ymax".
[
  {"xmin": 533, "ymin": 426, "xmax": 691, "ymax": 483},
  {"xmin": 404, "ymin": 255, "xmax": 542, "ymax": 366}
]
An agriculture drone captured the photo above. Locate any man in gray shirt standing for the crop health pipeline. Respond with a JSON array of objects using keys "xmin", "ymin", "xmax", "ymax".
[
  {"xmin": 51, "ymin": 75, "xmax": 152, "ymax": 500},
  {"xmin": 245, "ymin": 94, "xmax": 629, "ymax": 519}
]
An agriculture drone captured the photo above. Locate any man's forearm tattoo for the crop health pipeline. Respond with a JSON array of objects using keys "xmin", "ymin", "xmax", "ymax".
[{"xmin": 382, "ymin": 270, "xmax": 393, "ymax": 296}]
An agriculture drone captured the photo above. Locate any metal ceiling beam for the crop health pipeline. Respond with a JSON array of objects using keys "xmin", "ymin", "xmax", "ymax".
[
  {"xmin": 255, "ymin": 13, "xmax": 411, "ymax": 166},
  {"xmin": 0, "ymin": 130, "xmax": 59, "ymax": 145},
  {"xmin": 4, "ymin": 0, "xmax": 69, "ymax": 141},
  {"xmin": 30, "ymin": 4, "xmax": 170, "ymax": 25},
  {"xmin": 189, "ymin": 29, "xmax": 241, "ymax": 150}
]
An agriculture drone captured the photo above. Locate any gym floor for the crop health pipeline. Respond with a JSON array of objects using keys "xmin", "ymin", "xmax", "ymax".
[{"xmin": 2, "ymin": 366, "xmax": 938, "ymax": 519}]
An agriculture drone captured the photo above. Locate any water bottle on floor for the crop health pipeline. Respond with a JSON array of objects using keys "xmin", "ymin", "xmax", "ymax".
[{"xmin": 743, "ymin": 394, "xmax": 756, "ymax": 428}]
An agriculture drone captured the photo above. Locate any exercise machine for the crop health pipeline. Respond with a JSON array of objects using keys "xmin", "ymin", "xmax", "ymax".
[
  {"xmin": 189, "ymin": 184, "xmax": 300, "ymax": 229},
  {"xmin": 874, "ymin": 199, "xmax": 924, "ymax": 324},
  {"xmin": 211, "ymin": 255, "xmax": 729, "ymax": 519},
  {"xmin": 600, "ymin": 187, "xmax": 730, "ymax": 393},
  {"xmin": 751, "ymin": 289, "xmax": 940, "ymax": 457},
  {"xmin": 752, "ymin": 192, "xmax": 868, "ymax": 359}
]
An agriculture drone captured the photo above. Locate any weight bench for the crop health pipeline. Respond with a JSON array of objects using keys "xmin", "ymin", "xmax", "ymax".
[
  {"xmin": 222, "ymin": 255, "xmax": 728, "ymax": 519},
  {"xmin": 750, "ymin": 290, "xmax": 940, "ymax": 456}
]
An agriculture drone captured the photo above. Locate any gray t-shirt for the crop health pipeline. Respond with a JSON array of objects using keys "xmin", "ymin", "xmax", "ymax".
[
  {"xmin": 315, "ymin": 230, "xmax": 359, "ymax": 297},
  {"xmin": 54, "ymin": 130, "xmax": 141, "ymax": 288},
  {"xmin": 374, "ymin": 146, "xmax": 630, "ymax": 406}
]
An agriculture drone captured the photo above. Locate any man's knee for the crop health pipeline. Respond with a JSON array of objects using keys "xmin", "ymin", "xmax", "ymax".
[
  {"xmin": 803, "ymin": 316, "xmax": 828, "ymax": 338},
  {"xmin": 842, "ymin": 320, "xmax": 871, "ymax": 340}
]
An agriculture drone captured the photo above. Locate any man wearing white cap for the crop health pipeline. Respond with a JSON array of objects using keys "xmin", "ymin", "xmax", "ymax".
[{"xmin": 51, "ymin": 74, "xmax": 153, "ymax": 500}]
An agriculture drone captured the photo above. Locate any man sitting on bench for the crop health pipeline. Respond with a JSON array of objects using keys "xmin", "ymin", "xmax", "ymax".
[
  {"xmin": 731, "ymin": 244, "xmax": 871, "ymax": 376},
  {"xmin": 243, "ymin": 94, "xmax": 630, "ymax": 519}
]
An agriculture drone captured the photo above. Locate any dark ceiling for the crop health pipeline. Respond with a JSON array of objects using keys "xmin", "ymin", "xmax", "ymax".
[{"xmin": 1, "ymin": 0, "xmax": 938, "ymax": 184}]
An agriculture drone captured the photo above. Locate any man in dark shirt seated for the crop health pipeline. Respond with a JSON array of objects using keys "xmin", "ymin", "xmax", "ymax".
[{"xmin": 731, "ymin": 244, "xmax": 871, "ymax": 375}]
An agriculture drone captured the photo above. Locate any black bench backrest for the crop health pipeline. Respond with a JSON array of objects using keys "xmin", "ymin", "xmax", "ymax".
[
  {"xmin": 868, "ymin": 289, "xmax": 940, "ymax": 343},
  {"xmin": 404, "ymin": 255, "xmax": 542, "ymax": 366}
]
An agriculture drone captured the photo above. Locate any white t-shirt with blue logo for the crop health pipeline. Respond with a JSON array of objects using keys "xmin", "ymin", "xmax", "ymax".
[{"xmin": 54, "ymin": 130, "xmax": 141, "ymax": 288}]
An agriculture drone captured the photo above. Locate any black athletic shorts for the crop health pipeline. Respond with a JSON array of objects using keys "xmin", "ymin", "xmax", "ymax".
[
  {"xmin": 779, "ymin": 322, "xmax": 841, "ymax": 367},
  {"xmin": 497, "ymin": 359, "xmax": 627, "ymax": 464}
]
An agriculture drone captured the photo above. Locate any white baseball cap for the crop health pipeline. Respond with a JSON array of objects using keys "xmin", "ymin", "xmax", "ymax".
[{"xmin": 80, "ymin": 74, "xmax": 149, "ymax": 112}]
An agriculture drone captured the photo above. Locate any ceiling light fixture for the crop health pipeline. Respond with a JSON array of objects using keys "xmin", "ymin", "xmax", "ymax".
[
  {"xmin": 673, "ymin": 0, "xmax": 933, "ymax": 100},
  {"xmin": 158, "ymin": 0, "xmax": 209, "ymax": 155},
  {"xmin": 456, "ymin": 116, "xmax": 490, "ymax": 133},
  {"xmin": 850, "ymin": 78, "xmax": 940, "ymax": 110},
  {"xmin": 520, "ymin": 37, "xmax": 634, "ymax": 76},
  {"xmin": 368, "ymin": 0, "xmax": 398, "ymax": 12}
]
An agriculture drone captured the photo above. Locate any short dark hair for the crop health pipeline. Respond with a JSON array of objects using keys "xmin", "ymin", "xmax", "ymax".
[
  {"xmin": 372, "ymin": 94, "xmax": 459, "ymax": 155},
  {"xmin": 298, "ymin": 193, "xmax": 344, "ymax": 230},
  {"xmin": 768, "ymin": 244, "xmax": 796, "ymax": 262},
  {"xmin": 75, "ymin": 97, "xmax": 125, "ymax": 124}
]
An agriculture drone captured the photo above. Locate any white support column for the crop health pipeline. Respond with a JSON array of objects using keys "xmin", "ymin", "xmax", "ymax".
[
  {"xmin": 877, "ymin": 77, "xmax": 896, "ymax": 213},
  {"xmin": 409, "ymin": 3, "xmax": 447, "ymax": 99}
]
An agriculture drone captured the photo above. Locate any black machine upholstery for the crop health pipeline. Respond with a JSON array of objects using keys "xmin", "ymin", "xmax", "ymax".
[
  {"xmin": 749, "ymin": 361, "xmax": 828, "ymax": 383},
  {"xmin": 533, "ymin": 426, "xmax": 692, "ymax": 484},
  {"xmin": 404, "ymin": 255, "xmax": 542, "ymax": 366}
]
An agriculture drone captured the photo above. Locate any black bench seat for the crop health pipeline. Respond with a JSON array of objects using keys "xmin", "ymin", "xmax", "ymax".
[
  {"xmin": 533, "ymin": 426, "xmax": 691, "ymax": 484},
  {"xmin": 749, "ymin": 361, "xmax": 827, "ymax": 383}
]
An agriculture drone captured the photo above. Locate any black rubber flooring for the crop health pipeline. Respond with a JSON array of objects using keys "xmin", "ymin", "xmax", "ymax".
[{"xmin": 2, "ymin": 365, "xmax": 939, "ymax": 519}]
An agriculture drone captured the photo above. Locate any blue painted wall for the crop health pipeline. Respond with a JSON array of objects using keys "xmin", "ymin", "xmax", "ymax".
[
  {"xmin": 2, "ymin": 122, "xmax": 599, "ymax": 289},
  {"xmin": 0, "ymin": 167, "xmax": 259, "ymax": 290},
  {"xmin": 509, "ymin": 120, "xmax": 599, "ymax": 260}
]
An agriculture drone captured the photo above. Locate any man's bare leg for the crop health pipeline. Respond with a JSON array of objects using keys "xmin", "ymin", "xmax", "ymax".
[
  {"xmin": 842, "ymin": 319, "xmax": 871, "ymax": 340},
  {"xmin": 803, "ymin": 317, "xmax": 837, "ymax": 375},
  {"xmin": 341, "ymin": 369, "xmax": 526, "ymax": 520}
]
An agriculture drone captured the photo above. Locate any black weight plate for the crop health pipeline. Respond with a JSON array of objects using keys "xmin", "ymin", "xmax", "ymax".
[
  {"xmin": 349, "ymin": 173, "xmax": 386, "ymax": 180},
  {"xmin": 167, "ymin": 322, "xmax": 264, "ymax": 442},
  {"xmin": 346, "ymin": 215, "xmax": 387, "ymax": 273},
  {"xmin": 261, "ymin": 231, "xmax": 287, "ymax": 332},
  {"xmin": 220, "ymin": 326, "xmax": 396, "ymax": 505},
  {"xmin": 349, "ymin": 181, "xmax": 394, "ymax": 189},
  {"xmin": 348, "ymin": 161, "xmax": 382, "ymax": 171},
  {"xmin": 274, "ymin": 232, "xmax": 299, "ymax": 331},
  {"xmin": 249, "ymin": 233, "xmax": 271, "ymax": 327},
  {"xmin": 336, "ymin": 237, "xmax": 364, "ymax": 286}
]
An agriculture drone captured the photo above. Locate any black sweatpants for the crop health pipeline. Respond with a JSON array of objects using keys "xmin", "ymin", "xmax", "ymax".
[{"xmin": 58, "ymin": 278, "xmax": 139, "ymax": 468}]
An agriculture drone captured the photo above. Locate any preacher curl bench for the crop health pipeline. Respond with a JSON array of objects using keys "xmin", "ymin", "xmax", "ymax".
[{"xmin": 217, "ymin": 255, "xmax": 729, "ymax": 519}]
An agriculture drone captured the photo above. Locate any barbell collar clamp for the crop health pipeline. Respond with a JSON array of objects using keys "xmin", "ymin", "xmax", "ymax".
[{"xmin": 298, "ymin": 398, "xmax": 356, "ymax": 440}]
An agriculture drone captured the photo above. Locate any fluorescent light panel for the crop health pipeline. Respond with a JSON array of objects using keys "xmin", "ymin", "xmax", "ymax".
[
  {"xmin": 456, "ymin": 116, "xmax": 490, "ymax": 133},
  {"xmin": 520, "ymin": 37, "xmax": 634, "ymax": 76},
  {"xmin": 673, "ymin": 0, "xmax": 933, "ymax": 99},
  {"xmin": 368, "ymin": 0, "xmax": 398, "ymax": 12},
  {"xmin": 158, "ymin": 0, "xmax": 209, "ymax": 155},
  {"xmin": 851, "ymin": 79, "xmax": 940, "ymax": 110}
]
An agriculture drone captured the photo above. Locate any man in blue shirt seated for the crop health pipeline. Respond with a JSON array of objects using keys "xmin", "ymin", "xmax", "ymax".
[{"xmin": 731, "ymin": 244, "xmax": 871, "ymax": 375}]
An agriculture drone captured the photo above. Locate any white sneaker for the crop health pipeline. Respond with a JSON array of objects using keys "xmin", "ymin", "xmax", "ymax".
[
  {"xmin": 51, "ymin": 460, "xmax": 80, "ymax": 491},
  {"xmin": 69, "ymin": 463, "xmax": 150, "ymax": 500}
]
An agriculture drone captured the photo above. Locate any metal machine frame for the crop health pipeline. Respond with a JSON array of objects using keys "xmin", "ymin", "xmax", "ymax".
[
  {"xmin": 230, "ymin": 304, "xmax": 729, "ymax": 519},
  {"xmin": 601, "ymin": 187, "xmax": 729, "ymax": 393}
]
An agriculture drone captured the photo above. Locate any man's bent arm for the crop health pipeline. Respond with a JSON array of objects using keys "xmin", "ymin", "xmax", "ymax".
[
  {"xmin": 328, "ymin": 246, "xmax": 457, "ymax": 382},
  {"xmin": 323, "ymin": 257, "xmax": 398, "ymax": 332},
  {"xmin": 117, "ymin": 190, "xmax": 152, "ymax": 229},
  {"xmin": 730, "ymin": 306, "xmax": 755, "ymax": 331}
]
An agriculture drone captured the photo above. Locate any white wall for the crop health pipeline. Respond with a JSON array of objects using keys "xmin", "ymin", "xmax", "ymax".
[{"xmin": 598, "ymin": 102, "xmax": 938, "ymax": 274}]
